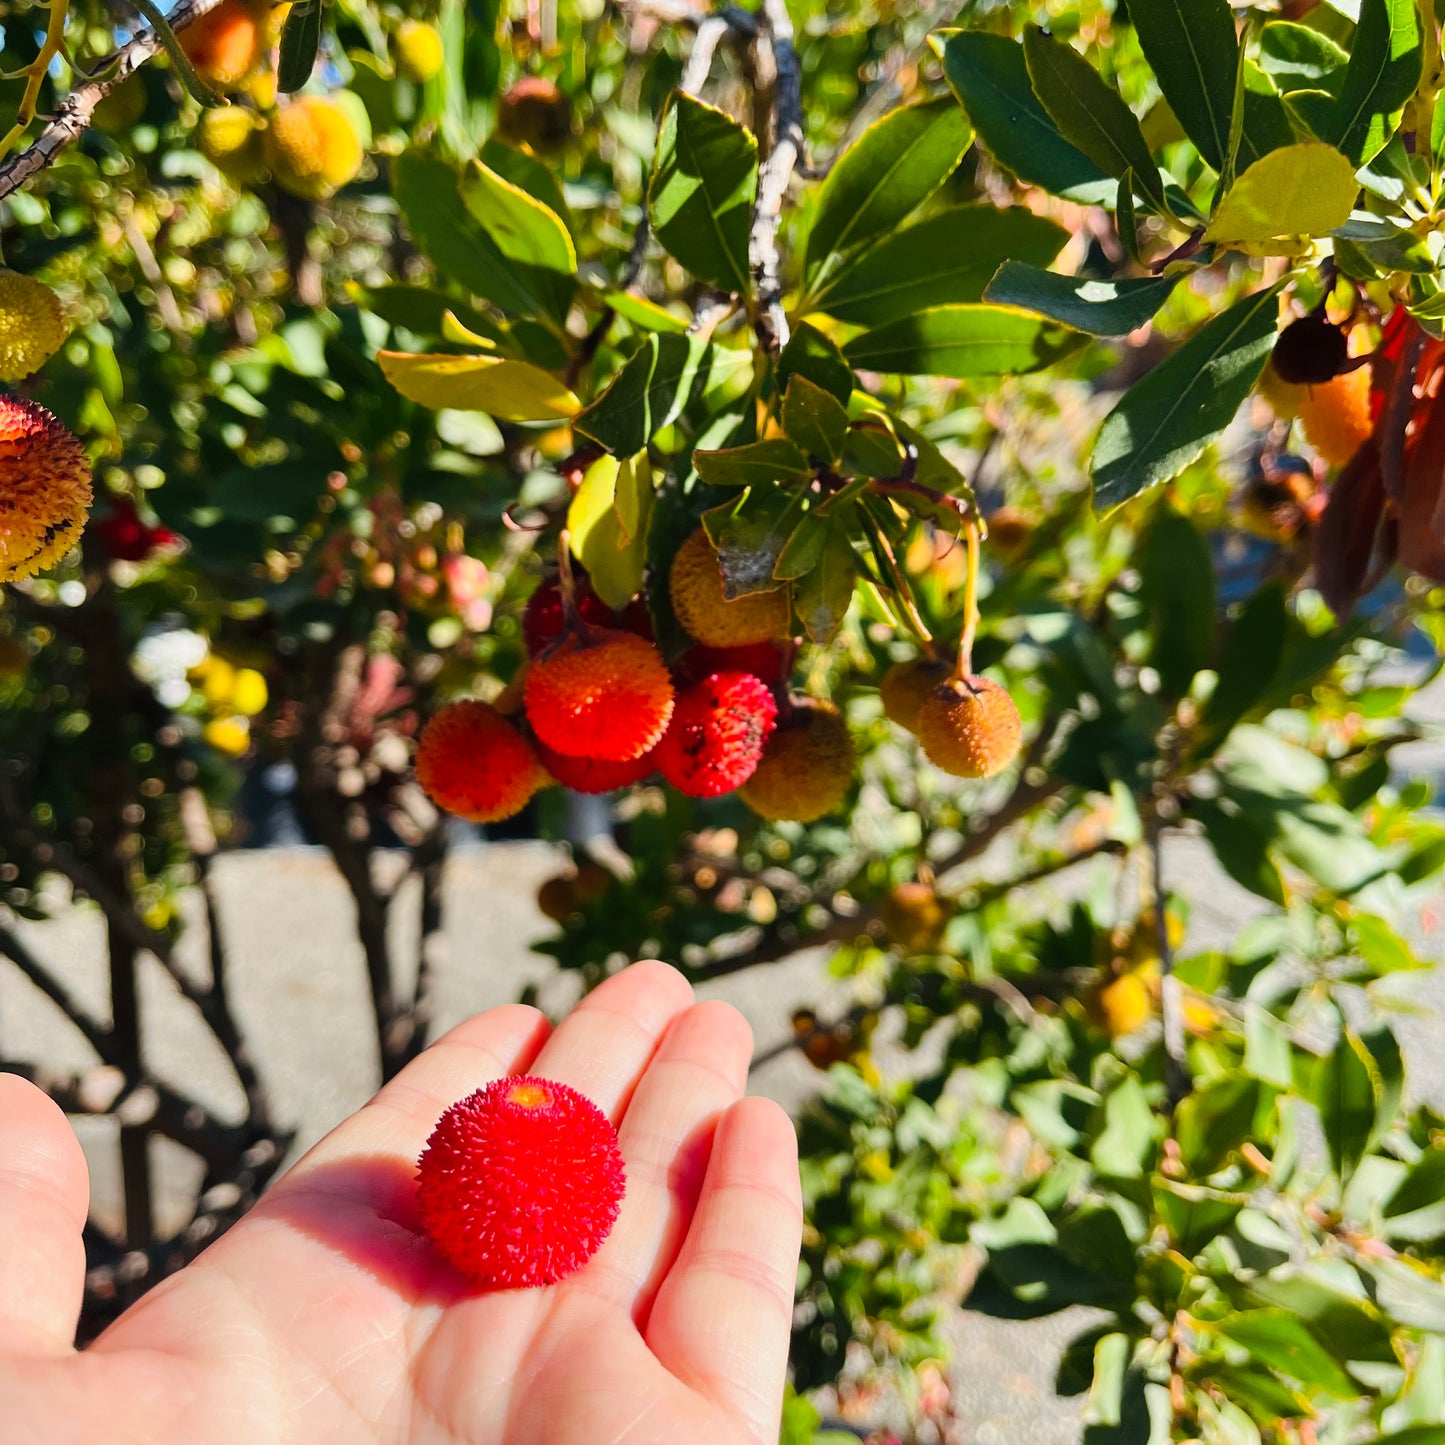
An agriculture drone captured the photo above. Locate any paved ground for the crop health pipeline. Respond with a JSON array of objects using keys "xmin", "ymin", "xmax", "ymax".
[{"xmin": 3, "ymin": 670, "xmax": 1443, "ymax": 1442}]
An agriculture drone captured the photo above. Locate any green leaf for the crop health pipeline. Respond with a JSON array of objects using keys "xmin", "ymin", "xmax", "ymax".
[
  {"xmin": 1022, "ymin": 26, "xmax": 1166, "ymax": 211},
  {"xmin": 782, "ymin": 377, "xmax": 850, "ymax": 466},
  {"xmin": 648, "ymin": 91, "xmax": 758, "ymax": 293},
  {"xmin": 1091, "ymin": 285, "xmax": 1281, "ymax": 511},
  {"xmin": 376, "ymin": 351, "xmax": 580, "ymax": 420},
  {"xmin": 1313, "ymin": 1030, "xmax": 1377, "ymax": 1179},
  {"xmin": 1175, "ymin": 1072, "xmax": 1262, "ymax": 1174},
  {"xmin": 1238, "ymin": 61, "xmax": 1301, "ymax": 169},
  {"xmin": 1205, "ymin": 143, "xmax": 1359, "ymax": 245},
  {"xmin": 1247, "ymin": 1269, "xmax": 1396, "ymax": 1364},
  {"xmin": 277, "ymin": 0, "xmax": 324, "ymax": 93},
  {"xmin": 795, "ymin": 524, "xmax": 856, "ymax": 643},
  {"xmin": 1213, "ymin": 1310, "xmax": 1356, "ymax": 1398},
  {"xmin": 1385, "ymin": 1149, "xmax": 1445, "ymax": 1221},
  {"xmin": 803, "ymin": 97, "xmax": 971, "ymax": 292},
  {"xmin": 1091, "ymin": 1074, "xmax": 1161, "ymax": 1178},
  {"xmin": 844, "ymin": 302, "xmax": 1082, "ymax": 379},
  {"xmin": 1192, "ymin": 797, "xmax": 1286, "ymax": 904},
  {"xmin": 701, "ymin": 487, "xmax": 803, "ymax": 599},
  {"xmin": 393, "ymin": 151, "xmax": 546, "ymax": 318},
  {"xmin": 1138, "ymin": 506, "xmax": 1215, "ymax": 697},
  {"xmin": 693, "ymin": 437, "xmax": 811, "ymax": 488},
  {"xmin": 939, "ymin": 31, "xmax": 1115, "ymax": 205},
  {"xmin": 1331, "ymin": 0, "xmax": 1424, "ymax": 163},
  {"xmin": 984, "ymin": 263, "xmax": 1178, "ymax": 336},
  {"xmin": 1364, "ymin": 1257, "xmax": 1445, "ymax": 1333},
  {"xmin": 1198, "ymin": 582, "xmax": 1289, "ymax": 750},
  {"xmin": 574, "ymin": 334, "xmax": 714, "ymax": 454},
  {"xmin": 600, "ymin": 291, "xmax": 688, "ymax": 334},
  {"xmin": 1125, "ymin": 0, "xmax": 1239, "ymax": 170},
  {"xmin": 1153, "ymin": 1180, "xmax": 1246, "ymax": 1258},
  {"xmin": 1259, "ymin": 21, "xmax": 1350, "ymax": 94},
  {"xmin": 568, "ymin": 452, "xmax": 654, "ymax": 609},
  {"xmin": 840, "ymin": 415, "xmax": 906, "ymax": 479},
  {"xmin": 459, "ymin": 159, "xmax": 577, "ymax": 323},
  {"xmin": 809, "ymin": 206, "xmax": 1068, "ymax": 326},
  {"xmin": 776, "ymin": 322, "xmax": 854, "ymax": 404}
]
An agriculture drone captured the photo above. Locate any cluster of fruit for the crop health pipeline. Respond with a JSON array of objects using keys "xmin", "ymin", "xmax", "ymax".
[{"xmin": 415, "ymin": 524, "xmax": 1027, "ymax": 827}]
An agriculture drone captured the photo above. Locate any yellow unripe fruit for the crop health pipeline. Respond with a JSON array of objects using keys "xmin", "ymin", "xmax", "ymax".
[
  {"xmin": 1257, "ymin": 359, "xmax": 1304, "ymax": 421},
  {"xmin": 264, "ymin": 96, "xmax": 364, "ymax": 200},
  {"xmin": 92, "ymin": 75, "xmax": 147, "ymax": 132},
  {"xmin": 204, "ymin": 716, "xmax": 251, "ymax": 756},
  {"xmin": 880, "ymin": 657, "xmax": 949, "ymax": 734},
  {"xmin": 1297, "ymin": 366, "xmax": 1374, "ymax": 468},
  {"xmin": 395, "ymin": 20, "xmax": 445, "ymax": 82},
  {"xmin": 669, "ymin": 527, "xmax": 791, "ymax": 648},
  {"xmin": 916, "ymin": 674, "xmax": 1022, "ymax": 780},
  {"xmin": 0, "ymin": 271, "xmax": 66, "ymax": 383},
  {"xmin": 1095, "ymin": 967, "xmax": 1156, "ymax": 1037},
  {"xmin": 231, "ymin": 667, "xmax": 268, "ymax": 717},
  {"xmin": 197, "ymin": 106, "xmax": 268, "ymax": 185},
  {"xmin": 878, "ymin": 881, "xmax": 947, "ymax": 953},
  {"xmin": 739, "ymin": 699, "xmax": 855, "ymax": 823},
  {"xmin": 192, "ymin": 656, "xmax": 237, "ymax": 708}
]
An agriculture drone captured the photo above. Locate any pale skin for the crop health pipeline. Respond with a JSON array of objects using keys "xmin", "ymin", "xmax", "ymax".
[{"xmin": 0, "ymin": 960, "xmax": 804, "ymax": 1445}]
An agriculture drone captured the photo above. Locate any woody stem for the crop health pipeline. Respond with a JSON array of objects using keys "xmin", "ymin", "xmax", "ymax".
[{"xmin": 955, "ymin": 520, "xmax": 980, "ymax": 681}]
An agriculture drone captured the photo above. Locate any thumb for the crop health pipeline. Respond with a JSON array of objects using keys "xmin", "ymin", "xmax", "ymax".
[{"xmin": 0, "ymin": 1072, "xmax": 89, "ymax": 1353}]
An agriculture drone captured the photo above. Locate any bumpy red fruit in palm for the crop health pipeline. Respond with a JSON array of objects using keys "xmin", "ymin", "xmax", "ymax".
[{"xmin": 416, "ymin": 1075, "xmax": 625, "ymax": 1289}]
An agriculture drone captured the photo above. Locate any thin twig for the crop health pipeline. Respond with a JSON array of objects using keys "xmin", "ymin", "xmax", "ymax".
[
  {"xmin": 0, "ymin": 0, "xmax": 229, "ymax": 203},
  {"xmin": 681, "ymin": 13, "xmax": 730, "ymax": 95},
  {"xmin": 1150, "ymin": 816, "xmax": 1191, "ymax": 1108}
]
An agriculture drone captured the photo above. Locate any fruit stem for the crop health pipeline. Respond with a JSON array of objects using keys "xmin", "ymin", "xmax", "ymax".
[
  {"xmin": 954, "ymin": 519, "xmax": 980, "ymax": 681},
  {"xmin": 555, "ymin": 529, "xmax": 593, "ymax": 642},
  {"xmin": 865, "ymin": 506, "xmax": 934, "ymax": 651}
]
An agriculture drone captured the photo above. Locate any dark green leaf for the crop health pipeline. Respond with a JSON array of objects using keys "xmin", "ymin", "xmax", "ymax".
[
  {"xmin": 1385, "ymin": 1149, "xmax": 1445, "ymax": 1220},
  {"xmin": 1247, "ymin": 1269, "xmax": 1396, "ymax": 1364},
  {"xmin": 648, "ymin": 91, "xmax": 758, "ymax": 293},
  {"xmin": 844, "ymin": 302, "xmax": 1082, "ymax": 379},
  {"xmin": 1092, "ymin": 285, "xmax": 1281, "ymax": 510},
  {"xmin": 939, "ymin": 31, "xmax": 1115, "ymax": 205},
  {"xmin": 1259, "ymin": 21, "xmax": 1349, "ymax": 94},
  {"xmin": 458, "ymin": 159, "xmax": 577, "ymax": 323},
  {"xmin": 803, "ymin": 98, "xmax": 972, "ymax": 290},
  {"xmin": 1138, "ymin": 505, "xmax": 1214, "ymax": 696},
  {"xmin": 1313, "ymin": 1030, "xmax": 1377, "ymax": 1179},
  {"xmin": 795, "ymin": 524, "xmax": 856, "ymax": 643},
  {"xmin": 393, "ymin": 151, "xmax": 545, "ymax": 318},
  {"xmin": 1213, "ymin": 1311, "xmax": 1355, "ymax": 1398},
  {"xmin": 984, "ymin": 263, "xmax": 1178, "ymax": 336},
  {"xmin": 810, "ymin": 206, "xmax": 1068, "ymax": 326},
  {"xmin": 1331, "ymin": 0, "xmax": 1424, "ymax": 163},
  {"xmin": 840, "ymin": 417, "xmax": 905, "ymax": 479},
  {"xmin": 1153, "ymin": 1180, "xmax": 1246, "ymax": 1258},
  {"xmin": 574, "ymin": 334, "xmax": 713, "ymax": 454},
  {"xmin": 1175, "ymin": 1072, "xmax": 1261, "ymax": 1174},
  {"xmin": 277, "ymin": 0, "xmax": 324, "ymax": 93},
  {"xmin": 694, "ymin": 437, "xmax": 811, "ymax": 488},
  {"xmin": 1126, "ymin": 0, "xmax": 1238, "ymax": 170},
  {"xmin": 1197, "ymin": 582, "xmax": 1288, "ymax": 750},
  {"xmin": 1238, "ymin": 61, "xmax": 1301, "ymax": 169},
  {"xmin": 128, "ymin": 0, "xmax": 226, "ymax": 107},
  {"xmin": 782, "ymin": 377, "xmax": 849, "ymax": 466},
  {"xmin": 1192, "ymin": 797, "xmax": 1286, "ymax": 904},
  {"xmin": 777, "ymin": 322, "xmax": 854, "ymax": 405},
  {"xmin": 1022, "ymin": 26, "xmax": 1166, "ymax": 211}
]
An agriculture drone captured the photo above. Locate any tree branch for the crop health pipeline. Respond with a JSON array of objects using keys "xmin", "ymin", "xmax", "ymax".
[
  {"xmin": 747, "ymin": 0, "xmax": 802, "ymax": 356},
  {"xmin": 0, "ymin": 0, "xmax": 230, "ymax": 203}
]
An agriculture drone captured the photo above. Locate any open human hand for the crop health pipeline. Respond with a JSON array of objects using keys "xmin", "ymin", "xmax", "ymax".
[{"xmin": 0, "ymin": 960, "xmax": 802, "ymax": 1444}]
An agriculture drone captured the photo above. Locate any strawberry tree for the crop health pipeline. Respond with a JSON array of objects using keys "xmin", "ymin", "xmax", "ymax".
[{"xmin": 3, "ymin": 0, "xmax": 1445, "ymax": 1439}]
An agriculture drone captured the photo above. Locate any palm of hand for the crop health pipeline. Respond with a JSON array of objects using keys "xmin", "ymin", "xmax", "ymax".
[{"xmin": 0, "ymin": 962, "xmax": 801, "ymax": 1445}]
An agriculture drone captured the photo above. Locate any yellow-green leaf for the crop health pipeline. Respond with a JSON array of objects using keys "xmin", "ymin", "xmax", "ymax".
[
  {"xmin": 377, "ymin": 351, "xmax": 580, "ymax": 420},
  {"xmin": 1205, "ymin": 143, "xmax": 1359, "ymax": 245},
  {"xmin": 568, "ymin": 452, "xmax": 652, "ymax": 609}
]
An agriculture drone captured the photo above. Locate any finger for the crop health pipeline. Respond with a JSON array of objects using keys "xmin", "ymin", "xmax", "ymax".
[
  {"xmin": 523, "ymin": 958, "xmax": 695, "ymax": 1122},
  {"xmin": 279, "ymin": 1004, "xmax": 552, "ymax": 1180},
  {"xmin": 575, "ymin": 998, "xmax": 752, "ymax": 1322},
  {"xmin": 0, "ymin": 1073, "xmax": 89, "ymax": 1353},
  {"xmin": 645, "ymin": 1096, "xmax": 802, "ymax": 1445}
]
